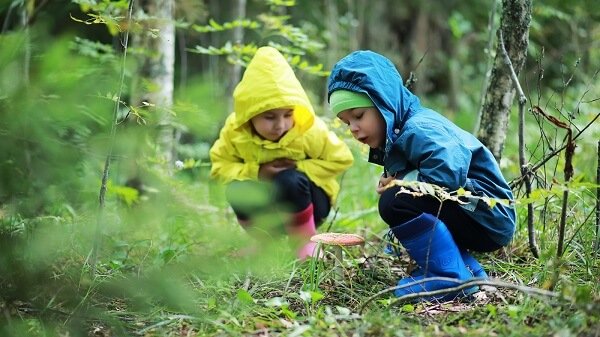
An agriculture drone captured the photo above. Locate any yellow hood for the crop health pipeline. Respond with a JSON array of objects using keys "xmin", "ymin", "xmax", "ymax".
[
  {"xmin": 209, "ymin": 47, "xmax": 354, "ymax": 203},
  {"xmin": 232, "ymin": 46, "xmax": 314, "ymax": 133}
]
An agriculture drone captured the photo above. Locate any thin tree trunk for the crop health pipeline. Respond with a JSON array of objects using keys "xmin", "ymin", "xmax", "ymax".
[
  {"xmin": 227, "ymin": 0, "xmax": 246, "ymax": 113},
  {"xmin": 447, "ymin": 44, "xmax": 459, "ymax": 112},
  {"xmin": 411, "ymin": 8, "xmax": 430, "ymax": 96},
  {"xmin": 133, "ymin": 0, "xmax": 175, "ymax": 165},
  {"xmin": 177, "ymin": 29, "xmax": 188, "ymax": 90},
  {"xmin": 323, "ymin": 0, "xmax": 339, "ymax": 115},
  {"xmin": 476, "ymin": 0, "xmax": 531, "ymax": 161},
  {"xmin": 473, "ymin": 0, "xmax": 499, "ymax": 133},
  {"xmin": 345, "ymin": 0, "xmax": 358, "ymax": 51},
  {"xmin": 207, "ymin": 0, "xmax": 221, "ymax": 106},
  {"xmin": 22, "ymin": 1, "xmax": 32, "ymax": 84}
]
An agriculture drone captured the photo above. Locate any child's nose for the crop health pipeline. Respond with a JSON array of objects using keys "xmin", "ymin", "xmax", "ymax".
[{"xmin": 275, "ymin": 118, "xmax": 285, "ymax": 129}]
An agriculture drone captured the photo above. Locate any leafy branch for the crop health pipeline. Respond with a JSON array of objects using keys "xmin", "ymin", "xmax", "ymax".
[
  {"xmin": 385, "ymin": 179, "xmax": 513, "ymax": 209},
  {"xmin": 188, "ymin": 8, "xmax": 327, "ymax": 77}
]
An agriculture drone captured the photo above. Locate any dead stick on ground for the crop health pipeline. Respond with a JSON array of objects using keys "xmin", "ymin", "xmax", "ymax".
[{"xmin": 360, "ymin": 277, "xmax": 565, "ymax": 314}]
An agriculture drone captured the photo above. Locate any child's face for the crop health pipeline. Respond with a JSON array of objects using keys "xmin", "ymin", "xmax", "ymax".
[
  {"xmin": 337, "ymin": 107, "xmax": 386, "ymax": 149},
  {"xmin": 250, "ymin": 108, "xmax": 294, "ymax": 141}
]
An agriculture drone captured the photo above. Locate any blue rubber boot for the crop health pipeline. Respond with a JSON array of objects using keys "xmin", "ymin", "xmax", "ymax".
[
  {"xmin": 383, "ymin": 229, "xmax": 403, "ymax": 257},
  {"xmin": 390, "ymin": 213, "xmax": 477, "ymax": 301},
  {"xmin": 460, "ymin": 250, "xmax": 488, "ymax": 279},
  {"xmin": 411, "ymin": 251, "xmax": 488, "ymax": 278}
]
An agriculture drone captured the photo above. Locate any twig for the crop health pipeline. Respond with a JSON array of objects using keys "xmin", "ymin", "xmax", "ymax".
[
  {"xmin": 359, "ymin": 277, "xmax": 564, "ymax": 314},
  {"xmin": 404, "ymin": 49, "xmax": 428, "ymax": 91},
  {"xmin": 135, "ymin": 315, "xmax": 198, "ymax": 335},
  {"xmin": 499, "ymin": 29, "xmax": 539, "ymax": 258},
  {"xmin": 565, "ymin": 208, "xmax": 596, "ymax": 254},
  {"xmin": 509, "ymin": 111, "xmax": 600, "ymax": 189},
  {"xmin": 530, "ymin": 106, "xmax": 576, "ymax": 258},
  {"xmin": 557, "ymin": 189, "xmax": 570, "ymax": 258},
  {"xmin": 509, "ymin": 68, "xmax": 600, "ymax": 191}
]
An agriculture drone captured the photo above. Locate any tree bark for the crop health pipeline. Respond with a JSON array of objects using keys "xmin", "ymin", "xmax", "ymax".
[
  {"xmin": 476, "ymin": 0, "xmax": 531, "ymax": 161},
  {"xmin": 132, "ymin": 0, "xmax": 176, "ymax": 165},
  {"xmin": 227, "ymin": 0, "xmax": 246, "ymax": 113}
]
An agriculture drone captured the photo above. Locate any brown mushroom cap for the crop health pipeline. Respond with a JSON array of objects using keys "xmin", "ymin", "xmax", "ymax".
[{"xmin": 310, "ymin": 233, "xmax": 365, "ymax": 246}]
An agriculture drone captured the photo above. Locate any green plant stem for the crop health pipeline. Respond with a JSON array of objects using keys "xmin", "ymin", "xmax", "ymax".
[
  {"xmin": 91, "ymin": 0, "xmax": 135, "ymax": 277},
  {"xmin": 595, "ymin": 140, "xmax": 600, "ymax": 253}
]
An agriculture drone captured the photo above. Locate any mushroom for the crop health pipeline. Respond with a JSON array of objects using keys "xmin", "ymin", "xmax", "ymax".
[{"xmin": 310, "ymin": 233, "xmax": 365, "ymax": 279}]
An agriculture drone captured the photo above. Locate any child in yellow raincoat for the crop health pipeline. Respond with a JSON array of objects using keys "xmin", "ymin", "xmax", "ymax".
[{"xmin": 209, "ymin": 47, "xmax": 354, "ymax": 259}]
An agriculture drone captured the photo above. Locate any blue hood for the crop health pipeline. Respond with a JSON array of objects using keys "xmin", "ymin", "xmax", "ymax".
[{"xmin": 327, "ymin": 50, "xmax": 421, "ymax": 152}]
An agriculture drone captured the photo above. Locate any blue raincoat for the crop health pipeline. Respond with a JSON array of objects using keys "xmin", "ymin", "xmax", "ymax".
[{"xmin": 327, "ymin": 50, "xmax": 515, "ymax": 246}]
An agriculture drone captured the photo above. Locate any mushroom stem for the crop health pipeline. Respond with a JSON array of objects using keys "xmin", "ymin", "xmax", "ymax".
[
  {"xmin": 309, "ymin": 233, "xmax": 365, "ymax": 282},
  {"xmin": 334, "ymin": 246, "xmax": 343, "ymax": 280}
]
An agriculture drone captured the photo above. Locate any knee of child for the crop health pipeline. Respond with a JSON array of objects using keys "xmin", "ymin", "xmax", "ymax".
[
  {"xmin": 378, "ymin": 188, "xmax": 400, "ymax": 226},
  {"xmin": 273, "ymin": 169, "xmax": 309, "ymax": 189}
]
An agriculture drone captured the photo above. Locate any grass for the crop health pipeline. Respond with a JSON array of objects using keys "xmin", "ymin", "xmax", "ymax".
[{"xmin": 1, "ymin": 136, "xmax": 600, "ymax": 337}]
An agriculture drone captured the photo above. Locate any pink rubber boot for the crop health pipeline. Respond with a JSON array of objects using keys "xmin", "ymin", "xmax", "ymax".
[{"xmin": 288, "ymin": 204, "xmax": 321, "ymax": 260}]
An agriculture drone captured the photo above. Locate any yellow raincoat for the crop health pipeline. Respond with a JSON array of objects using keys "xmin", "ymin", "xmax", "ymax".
[{"xmin": 209, "ymin": 47, "xmax": 353, "ymax": 203}]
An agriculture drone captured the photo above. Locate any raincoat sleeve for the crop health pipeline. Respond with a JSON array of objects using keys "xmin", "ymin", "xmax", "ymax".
[
  {"xmin": 209, "ymin": 126, "xmax": 259, "ymax": 183},
  {"xmin": 296, "ymin": 119, "xmax": 354, "ymax": 181},
  {"xmin": 400, "ymin": 123, "xmax": 471, "ymax": 191}
]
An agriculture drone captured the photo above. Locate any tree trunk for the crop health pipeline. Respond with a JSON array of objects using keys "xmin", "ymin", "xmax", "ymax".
[
  {"xmin": 323, "ymin": 1, "xmax": 340, "ymax": 115},
  {"xmin": 476, "ymin": 0, "xmax": 531, "ymax": 161},
  {"xmin": 22, "ymin": 1, "xmax": 32, "ymax": 84},
  {"xmin": 132, "ymin": 0, "xmax": 176, "ymax": 165},
  {"xmin": 227, "ymin": 0, "xmax": 246, "ymax": 113}
]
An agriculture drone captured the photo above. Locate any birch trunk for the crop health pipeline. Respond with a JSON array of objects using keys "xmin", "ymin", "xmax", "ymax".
[
  {"xmin": 323, "ymin": 0, "xmax": 339, "ymax": 115},
  {"xmin": 476, "ymin": 0, "xmax": 531, "ymax": 161},
  {"xmin": 227, "ymin": 0, "xmax": 246, "ymax": 113},
  {"xmin": 132, "ymin": 0, "xmax": 175, "ymax": 165}
]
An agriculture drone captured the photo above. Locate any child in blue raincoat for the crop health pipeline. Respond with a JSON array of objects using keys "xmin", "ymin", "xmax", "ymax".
[{"xmin": 327, "ymin": 50, "xmax": 516, "ymax": 301}]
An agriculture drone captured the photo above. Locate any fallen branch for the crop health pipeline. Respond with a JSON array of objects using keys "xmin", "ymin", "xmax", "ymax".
[{"xmin": 359, "ymin": 276, "xmax": 564, "ymax": 314}]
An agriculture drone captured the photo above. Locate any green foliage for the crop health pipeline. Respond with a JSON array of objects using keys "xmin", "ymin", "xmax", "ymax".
[
  {"xmin": 188, "ymin": 1, "xmax": 327, "ymax": 77},
  {"xmin": 71, "ymin": 0, "xmax": 130, "ymax": 36},
  {"xmin": 0, "ymin": 34, "xmax": 111, "ymax": 215},
  {"xmin": 192, "ymin": 18, "xmax": 260, "ymax": 33},
  {"xmin": 70, "ymin": 36, "xmax": 117, "ymax": 63},
  {"xmin": 171, "ymin": 75, "xmax": 227, "ymax": 163},
  {"xmin": 448, "ymin": 11, "xmax": 473, "ymax": 39},
  {"xmin": 1, "ymin": 1, "xmax": 599, "ymax": 336}
]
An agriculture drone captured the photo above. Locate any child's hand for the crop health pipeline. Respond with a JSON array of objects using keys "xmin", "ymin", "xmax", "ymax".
[
  {"xmin": 376, "ymin": 173, "xmax": 396, "ymax": 194},
  {"xmin": 258, "ymin": 158, "xmax": 297, "ymax": 180}
]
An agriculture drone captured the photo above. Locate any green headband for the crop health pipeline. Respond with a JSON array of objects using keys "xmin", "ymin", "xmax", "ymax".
[{"xmin": 329, "ymin": 90, "xmax": 374, "ymax": 115}]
